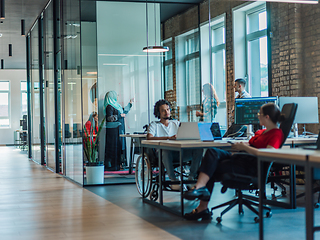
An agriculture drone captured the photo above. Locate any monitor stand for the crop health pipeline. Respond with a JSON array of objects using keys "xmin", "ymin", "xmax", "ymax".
[
  {"xmin": 293, "ymin": 123, "xmax": 299, "ymax": 138},
  {"xmin": 246, "ymin": 124, "xmax": 254, "ymax": 139}
]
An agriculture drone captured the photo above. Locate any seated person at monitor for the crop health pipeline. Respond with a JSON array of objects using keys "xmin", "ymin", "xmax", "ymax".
[
  {"xmin": 234, "ymin": 78, "xmax": 251, "ymax": 99},
  {"xmin": 183, "ymin": 103, "xmax": 284, "ymax": 220},
  {"xmin": 147, "ymin": 99, "xmax": 202, "ymax": 190}
]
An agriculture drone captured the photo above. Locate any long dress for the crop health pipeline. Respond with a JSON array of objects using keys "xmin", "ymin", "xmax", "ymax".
[{"xmin": 104, "ymin": 103, "xmax": 132, "ymax": 170}]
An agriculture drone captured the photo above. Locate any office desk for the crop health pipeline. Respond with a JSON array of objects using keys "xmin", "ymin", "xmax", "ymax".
[
  {"xmin": 120, "ymin": 134, "xmax": 146, "ymax": 174},
  {"xmin": 257, "ymin": 148, "xmax": 318, "ymax": 240},
  {"xmin": 140, "ymin": 139, "xmax": 233, "ymax": 216},
  {"xmin": 284, "ymin": 137, "xmax": 317, "ymax": 148},
  {"xmin": 306, "ymin": 152, "xmax": 320, "ymax": 240}
]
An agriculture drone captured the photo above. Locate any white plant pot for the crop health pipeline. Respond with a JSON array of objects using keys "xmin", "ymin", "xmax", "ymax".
[{"xmin": 86, "ymin": 165, "xmax": 104, "ymax": 184}]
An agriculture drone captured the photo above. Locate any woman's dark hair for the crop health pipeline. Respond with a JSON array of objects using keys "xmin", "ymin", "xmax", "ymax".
[
  {"xmin": 153, "ymin": 99, "xmax": 171, "ymax": 119},
  {"xmin": 261, "ymin": 103, "xmax": 285, "ymax": 124}
]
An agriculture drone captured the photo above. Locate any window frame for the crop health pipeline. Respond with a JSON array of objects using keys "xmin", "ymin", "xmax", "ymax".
[
  {"xmin": 0, "ymin": 80, "xmax": 11, "ymax": 128},
  {"xmin": 21, "ymin": 80, "xmax": 28, "ymax": 118},
  {"xmin": 245, "ymin": 4, "xmax": 268, "ymax": 97}
]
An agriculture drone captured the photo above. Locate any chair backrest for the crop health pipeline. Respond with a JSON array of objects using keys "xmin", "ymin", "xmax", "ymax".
[{"xmin": 279, "ymin": 103, "xmax": 298, "ymax": 148}]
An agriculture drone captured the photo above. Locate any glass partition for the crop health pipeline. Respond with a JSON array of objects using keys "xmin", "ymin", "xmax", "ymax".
[
  {"xmin": 30, "ymin": 20, "xmax": 41, "ymax": 164},
  {"xmin": 44, "ymin": 3, "xmax": 56, "ymax": 171},
  {"xmin": 63, "ymin": 0, "xmax": 83, "ymax": 184}
]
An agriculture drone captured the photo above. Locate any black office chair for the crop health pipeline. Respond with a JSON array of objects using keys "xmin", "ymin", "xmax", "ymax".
[{"xmin": 211, "ymin": 103, "xmax": 297, "ymax": 223}]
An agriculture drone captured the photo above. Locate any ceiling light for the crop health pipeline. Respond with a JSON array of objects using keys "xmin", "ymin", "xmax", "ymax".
[
  {"xmin": 87, "ymin": 72, "xmax": 97, "ymax": 75},
  {"xmin": 0, "ymin": 33, "xmax": 2, "ymax": 37},
  {"xmin": 142, "ymin": 1, "xmax": 169, "ymax": 53},
  {"xmin": 143, "ymin": 46, "xmax": 169, "ymax": 53}
]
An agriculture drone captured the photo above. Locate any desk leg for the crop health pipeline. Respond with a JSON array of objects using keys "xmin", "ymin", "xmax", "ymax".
[
  {"xmin": 159, "ymin": 149, "xmax": 163, "ymax": 205},
  {"xmin": 142, "ymin": 147, "xmax": 145, "ymax": 198},
  {"xmin": 180, "ymin": 149, "xmax": 184, "ymax": 217},
  {"xmin": 306, "ymin": 159, "xmax": 314, "ymax": 240},
  {"xmin": 290, "ymin": 164, "xmax": 297, "ymax": 209},
  {"xmin": 258, "ymin": 157, "xmax": 265, "ymax": 240},
  {"xmin": 129, "ymin": 138, "xmax": 134, "ymax": 174}
]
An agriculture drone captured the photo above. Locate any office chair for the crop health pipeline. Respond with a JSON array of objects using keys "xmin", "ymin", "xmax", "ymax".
[{"xmin": 211, "ymin": 103, "xmax": 297, "ymax": 223}]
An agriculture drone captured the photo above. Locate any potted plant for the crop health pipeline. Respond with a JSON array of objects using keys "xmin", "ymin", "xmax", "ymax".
[{"xmin": 83, "ymin": 117, "xmax": 105, "ymax": 184}]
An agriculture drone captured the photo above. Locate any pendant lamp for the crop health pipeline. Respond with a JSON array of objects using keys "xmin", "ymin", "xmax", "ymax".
[
  {"xmin": 143, "ymin": 1, "xmax": 169, "ymax": 53},
  {"xmin": 0, "ymin": 0, "xmax": 4, "ymax": 19}
]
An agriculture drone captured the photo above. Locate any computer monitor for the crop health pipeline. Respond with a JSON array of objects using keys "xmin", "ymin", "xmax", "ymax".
[
  {"xmin": 235, "ymin": 97, "xmax": 278, "ymax": 125},
  {"xmin": 278, "ymin": 97, "xmax": 319, "ymax": 124}
]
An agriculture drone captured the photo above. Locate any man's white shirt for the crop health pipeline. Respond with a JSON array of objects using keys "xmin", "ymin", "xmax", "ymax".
[{"xmin": 148, "ymin": 120, "xmax": 180, "ymax": 137}]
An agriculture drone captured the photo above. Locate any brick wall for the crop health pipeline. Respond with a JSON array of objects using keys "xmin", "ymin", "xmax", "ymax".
[{"xmin": 163, "ymin": 1, "xmax": 320, "ymax": 132}]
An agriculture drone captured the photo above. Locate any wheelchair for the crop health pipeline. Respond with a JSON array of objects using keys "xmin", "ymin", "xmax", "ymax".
[{"xmin": 135, "ymin": 148, "xmax": 193, "ymax": 201}]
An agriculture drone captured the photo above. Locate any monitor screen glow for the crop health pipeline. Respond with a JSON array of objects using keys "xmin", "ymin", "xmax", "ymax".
[
  {"xmin": 235, "ymin": 97, "xmax": 278, "ymax": 125},
  {"xmin": 278, "ymin": 97, "xmax": 319, "ymax": 124}
]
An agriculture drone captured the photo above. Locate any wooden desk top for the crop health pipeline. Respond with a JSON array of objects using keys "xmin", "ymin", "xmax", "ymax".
[
  {"xmin": 141, "ymin": 139, "xmax": 233, "ymax": 148},
  {"xmin": 258, "ymin": 148, "xmax": 317, "ymax": 161},
  {"xmin": 120, "ymin": 134, "xmax": 146, "ymax": 138},
  {"xmin": 141, "ymin": 140, "xmax": 161, "ymax": 146},
  {"xmin": 307, "ymin": 151, "xmax": 320, "ymax": 163},
  {"xmin": 284, "ymin": 137, "xmax": 317, "ymax": 145}
]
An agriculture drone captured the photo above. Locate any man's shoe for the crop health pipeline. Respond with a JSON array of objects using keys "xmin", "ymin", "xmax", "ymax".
[
  {"xmin": 184, "ymin": 208, "xmax": 212, "ymax": 221},
  {"xmin": 183, "ymin": 186, "xmax": 210, "ymax": 201}
]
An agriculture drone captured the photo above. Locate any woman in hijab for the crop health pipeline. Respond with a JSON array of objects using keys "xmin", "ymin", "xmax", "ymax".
[{"xmin": 104, "ymin": 91, "xmax": 133, "ymax": 170}]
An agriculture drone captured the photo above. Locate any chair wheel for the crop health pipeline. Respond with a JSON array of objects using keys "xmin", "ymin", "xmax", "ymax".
[
  {"xmin": 266, "ymin": 211, "xmax": 272, "ymax": 218},
  {"xmin": 150, "ymin": 190, "xmax": 158, "ymax": 201},
  {"xmin": 271, "ymin": 194, "xmax": 276, "ymax": 200},
  {"xmin": 314, "ymin": 203, "xmax": 320, "ymax": 209},
  {"xmin": 254, "ymin": 217, "xmax": 259, "ymax": 223},
  {"xmin": 281, "ymin": 190, "xmax": 287, "ymax": 196},
  {"xmin": 239, "ymin": 210, "xmax": 244, "ymax": 215},
  {"xmin": 216, "ymin": 217, "xmax": 222, "ymax": 223}
]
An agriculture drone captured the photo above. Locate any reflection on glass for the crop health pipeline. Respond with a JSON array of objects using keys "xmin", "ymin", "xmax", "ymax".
[{"xmin": 196, "ymin": 83, "xmax": 220, "ymax": 122}]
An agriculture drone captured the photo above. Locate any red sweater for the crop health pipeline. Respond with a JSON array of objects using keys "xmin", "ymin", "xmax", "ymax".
[
  {"xmin": 84, "ymin": 121, "xmax": 98, "ymax": 143},
  {"xmin": 249, "ymin": 128, "xmax": 284, "ymax": 149}
]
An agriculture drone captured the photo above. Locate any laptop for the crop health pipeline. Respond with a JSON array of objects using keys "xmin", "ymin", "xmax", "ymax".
[
  {"xmin": 176, "ymin": 122, "xmax": 200, "ymax": 140},
  {"xmin": 302, "ymin": 130, "xmax": 320, "ymax": 150},
  {"xmin": 198, "ymin": 122, "xmax": 222, "ymax": 141}
]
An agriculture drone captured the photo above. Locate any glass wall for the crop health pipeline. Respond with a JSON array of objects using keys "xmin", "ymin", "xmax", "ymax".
[
  {"xmin": 44, "ymin": 3, "xmax": 56, "ymax": 171},
  {"xmin": 63, "ymin": 0, "xmax": 83, "ymax": 184},
  {"xmin": 30, "ymin": 20, "xmax": 41, "ymax": 164}
]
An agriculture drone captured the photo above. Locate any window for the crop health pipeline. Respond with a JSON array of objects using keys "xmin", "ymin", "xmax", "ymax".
[
  {"xmin": 164, "ymin": 40, "xmax": 173, "ymax": 92},
  {"xmin": 21, "ymin": 81, "xmax": 27, "ymax": 117},
  {"xmin": 246, "ymin": 6, "xmax": 268, "ymax": 97},
  {"xmin": 233, "ymin": 2, "xmax": 268, "ymax": 97},
  {"xmin": 211, "ymin": 22, "xmax": 226, "ymax": 102},
  {"xmin": 185, "ymin": 32, "xmax": 200, "ymax": 106},
  {"xmin": 0, "ymin": 81, "xmax": 10, "ymax": 128}
]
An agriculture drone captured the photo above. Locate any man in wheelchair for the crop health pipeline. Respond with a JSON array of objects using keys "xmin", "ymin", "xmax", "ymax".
[{"xmin": 147, "ymin": 99, "xmax": 202, "ymax": 190}]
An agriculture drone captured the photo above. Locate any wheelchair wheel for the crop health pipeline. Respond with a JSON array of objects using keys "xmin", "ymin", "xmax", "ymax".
[{"xmin": 135, "ymin": 153, "xmax": 152, "ymax": 197}]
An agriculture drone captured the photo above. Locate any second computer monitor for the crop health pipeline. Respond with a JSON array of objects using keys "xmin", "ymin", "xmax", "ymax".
[{"xmin": 235, "ymin": 97, "xmax": 278, "ymax": 125}]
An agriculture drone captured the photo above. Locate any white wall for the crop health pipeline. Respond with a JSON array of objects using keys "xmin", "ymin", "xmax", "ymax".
[{"xmin": 0, "ymin": 70, "xmax": 27, "ymax": 144}]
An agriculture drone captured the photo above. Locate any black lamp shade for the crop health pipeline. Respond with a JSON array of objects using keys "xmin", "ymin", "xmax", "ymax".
[
  {"xmin": 0, "ymin": 0, "xmax": 4, "ymax": 19},
  {"xmin": 21, "ymin": 19, "xmax": 25, "ymax": 36},
  {"xmin": 8, "ymin": 44, "xmax": 12, "ymax": 57}
]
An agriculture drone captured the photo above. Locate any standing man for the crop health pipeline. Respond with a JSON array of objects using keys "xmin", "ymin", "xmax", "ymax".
[
  {"xmin": 234, "ymin": 78, "xmax": 251, "ymax": 99},
  {"xmin": 147, "ymin": 99, "xmax": 202, "ymax": 190}
]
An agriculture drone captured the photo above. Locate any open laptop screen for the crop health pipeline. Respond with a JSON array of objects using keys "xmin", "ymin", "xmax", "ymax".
[{"xmin": 198, "ymin": 122, "xmax": 222, "ymax": 141}]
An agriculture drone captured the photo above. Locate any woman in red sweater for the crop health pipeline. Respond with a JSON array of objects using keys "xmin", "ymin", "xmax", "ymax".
[
  {"xmin": 183, "ymin": 103, "xmax": 285, "ymax": 220},
  {"xmin": 84, "ymin": 112, "xmax": 99, "ymax": 143}
]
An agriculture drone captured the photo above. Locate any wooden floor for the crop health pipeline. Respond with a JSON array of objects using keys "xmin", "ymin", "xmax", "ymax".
[
  {"xmin": 0, "ymin": 147, "xmax": 178, "ymax": 240},
  {"xmin": 2, "ymin": 146, "xmax": 320, "ymax": 240}
]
